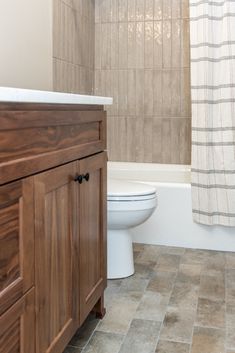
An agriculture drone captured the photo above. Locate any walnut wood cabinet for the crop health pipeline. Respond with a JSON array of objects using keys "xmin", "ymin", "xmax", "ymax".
[{"xmin": 0, "ymin": 103, "xmax": 107, "ymax": 353}]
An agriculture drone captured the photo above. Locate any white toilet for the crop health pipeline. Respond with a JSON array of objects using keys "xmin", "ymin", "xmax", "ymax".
[{"xmin": 107, "ymin": 178, "xmax": 157, "ymax": 279}]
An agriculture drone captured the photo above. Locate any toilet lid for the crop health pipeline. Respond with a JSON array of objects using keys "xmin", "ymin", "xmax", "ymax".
[{"xmin": 108, "ymin": 179, "xmax": 157, "ymax": 201}]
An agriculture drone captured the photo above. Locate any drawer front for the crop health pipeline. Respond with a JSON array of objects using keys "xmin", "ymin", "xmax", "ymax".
[
  {"xmin": 0, "ymin": 288, "xmax": 35, "ymax": 353},
  {"xmin": 0, "ymin": 109, "xmax": 106, "ymax": 184},
  {"xmin": 0, "ymin": 179, "xmax": 34, "ymax": 315}
]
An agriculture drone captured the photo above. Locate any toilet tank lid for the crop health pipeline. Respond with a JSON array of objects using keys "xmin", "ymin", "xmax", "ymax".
[{"xmin": 108, "ymin": 178, "xmax": 156, "ymax": 197}]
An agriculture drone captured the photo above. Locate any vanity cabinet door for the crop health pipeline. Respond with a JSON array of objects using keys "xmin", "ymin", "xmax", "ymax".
[
  {"xmin": 0, "ymin": 178, "xmax": 34, "ymax": 315},
  {"xmin": 0, "ymin": 288, "xmax": 35, "ymax": 353},
  {"xmin": 78, "ymin": 152, "xmax": 107, "ymax": 323},
  {"xmin": 34, "ymin": 161, "xmax": 79, "ymax": 353}
]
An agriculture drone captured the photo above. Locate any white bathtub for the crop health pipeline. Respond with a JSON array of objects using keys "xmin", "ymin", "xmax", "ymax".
[{"xmin": 108, "ymin": 162, "xmax": 235, "ymax": 252}]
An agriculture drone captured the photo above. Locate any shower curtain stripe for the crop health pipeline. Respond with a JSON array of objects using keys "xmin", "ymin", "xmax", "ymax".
[{"xmin": 190, "ymin": 0, "xmax": 235, "ymax": 226}]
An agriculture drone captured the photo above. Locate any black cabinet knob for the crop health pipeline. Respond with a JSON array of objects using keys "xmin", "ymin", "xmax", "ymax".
[
  {"xmin": 84, "ymin": 173, "xmax": 90, "ymax": 182},
  {"xmin": 74, "ymin": 174, "xmax": 83, "ymax": 184}
]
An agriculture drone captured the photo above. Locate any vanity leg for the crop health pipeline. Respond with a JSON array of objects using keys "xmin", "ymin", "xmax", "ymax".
[{"xmin": 93, "ymin": 294, "xmax": 106, "ymax": 319}]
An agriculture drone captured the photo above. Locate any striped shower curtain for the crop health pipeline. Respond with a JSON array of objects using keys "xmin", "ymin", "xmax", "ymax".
[{"xmin": 190, "ymin": 0, "xmax": 235, "ymax": 226}]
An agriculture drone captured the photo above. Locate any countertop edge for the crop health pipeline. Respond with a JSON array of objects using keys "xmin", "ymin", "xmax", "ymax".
[{"xmin": 0, "ymin": 87, "xmax": 113, "ymax": 105}]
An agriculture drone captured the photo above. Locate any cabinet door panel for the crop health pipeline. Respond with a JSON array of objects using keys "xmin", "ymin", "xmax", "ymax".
[
  {"xmin": 79, "ymin": 152, "xmax": 107, "ymax": 323},
  {"xmin": 0, "ymin": 288, "xmax": 35, "ymax": 353},
  {"xmin": 0, "ymin": 179, "xmax": 34, "ymax": 315},
  {"xmin": 34, "ymin": 162, "xmax": 78, "ymax": 353}
]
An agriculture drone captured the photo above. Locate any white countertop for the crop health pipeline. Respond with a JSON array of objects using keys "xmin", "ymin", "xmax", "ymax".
[{"xmin": 0, "ymin": 87, "xmax": 113, "ymax": 105}]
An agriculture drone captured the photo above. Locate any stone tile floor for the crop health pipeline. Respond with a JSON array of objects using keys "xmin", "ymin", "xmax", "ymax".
[{"xmin": 64, "ymin": 243, "xmax": 235, "ymax": 353}]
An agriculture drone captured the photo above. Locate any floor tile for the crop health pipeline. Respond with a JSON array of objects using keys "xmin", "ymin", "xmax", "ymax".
[
  {"xmin": 147, "ymin": 271, "xmax": 176, "ymax": 295},
  {"xmin": 199, "ymin": 274, "xmax": 225, "ymax": 301},
  {"xmin": 134, "ymin": 260, "xmax": 157, "ymax": 279},
  {"xmin": 134, "ymin": 291, "xmax": 169, "ymax": 322},
  {"xmin": 97, "ymin": 295, "xmax": 140, "ymax": 334},
  {"xmin": 119, "ymin": 319, "xmax": 161, "ymax": 353},
  {"xmin": 226, "ymin": 301, "xmax": 235, "ymax": 327},
  {"xmin": 155, "ymin": 340, "xmax": 190, "ymax": 353},
  {"xmin": 226, "ymin": 253, "xmax": 235, "ymax": 269},
  {"xmin": 191, "ymin": 326, "xmax": 225, "ymax": 353},
  {"xmin": 82, "ymin": 331, "xmax": 124, "ymax": 353},
  {"xmin": 137, "ymin": 245, "xmax": 163, "ymax": 263},
  {"xmin": 178, "ymin": 263, "xmax": 202, "ymax": 285},
  {"xmin": 196, "ymin": 297, "xmax": 225, "ymax": 328},
  {"xmin": 169, "ymin": 278, "xmax": 198, "ymax": 310},
  {"xmin": 181, "ymin": 249, "xmax": 209, "ymax": 265},
  {"xmin": 227, "ymin": 326, "xmax": 235, "ymax": 349},
  {"xmin": 155, "ymin": 254, "xmax": 181, "ymax": 272},
  {"xmin": 69, "ymin": 314, "xmax": 100, "ymax": 349},
  {"xmin": 160, "ymin": 305, "xmax": 195, "ymax": 343}
]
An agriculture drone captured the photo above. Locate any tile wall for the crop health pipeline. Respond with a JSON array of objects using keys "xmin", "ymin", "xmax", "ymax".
[
  {"xmin": 94, "ymin": 0, "xmax": 191, "ymax": 164},
  {"xmin": 53, "ymin": 0, "xmax": 95, "ymax": 94}
]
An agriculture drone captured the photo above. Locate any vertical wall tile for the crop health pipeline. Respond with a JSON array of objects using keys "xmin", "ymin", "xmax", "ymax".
[
  {"xmin": 145, "ymin": 22, "xmax": 154, "ymax": 68},
  {"xmin": 181, "ymin": 68, "xmax": 191, "ymax": 117},
  {"xmin": 161, "ymin": 118, "xmax": 172, "ymax": 163},
  {"xmin": 126, "ymin": 118, "xmax": 137, "ymax": 161},
  {"xmin": 153, "ymin": 70, "xmax": 162, "ymax": 116},
  {"xmin": 118, "ymin": 70, "xmax": 128, "ymax": 115},
  {"xmin": 152, "ymin": 118, "xmax": 163, "ymax": 162},
  {"xmin": 128, "ymin": 0, "xmax": 136, "ymax": 21},
  {"xmin": 144, "ymin": 70, "xmax": 154, "ymax": 116},
  {"xmin": 95, "ymin": 24, "xmax": 101, "ymax": 69},
  {"xmin": 118, "ymin": 22, "xmax": 128, "ymax": 68},
  {"xmin": 143, "ymin": 118, "xmax": 153, "ymax": 162},
  {"xmin": 111, "ymin": 23, "xmax": 119, "ymax": 69},
  {"xmin": 163, "ymin": 20, "xmax": 172, "ymax": 68},
  {"xmin": 136, "ymin": 70, "xmax": 145, "ymax": 115},
  {"xmin": 172, "ymin": 20, "xmax": 181, "ymax": 68},
  {"xmin": 163, "ymin": 0, "xmax": 172, "ymax": 19},
  {"xmin": 153, "ymin": 21, "xmax": 163, "ymax": 68},
  {"xmin": 128, "ymin": 22, "xmax": 136, "ymax": 68},
  {"xmin": 181, "ymin": 0, "xmax": 189, "ymax": 18},
  {"xmin": 145, "ymin": 0, "xmax": 154, "ymax": 20},
  {"xmin": 101, "ymin": 23, "xmax": 111, "ymax": 69},
  {"xmin": 181, "ymin": 19, "xmax": 190, "ymax": 68},
  {"xmin": 162, "ymin": 69, "xmax": 172, "ymax": 116},
  {"xmin": 136, "ymin": 0, "xmax": 145, "ymax": 20},
  {"xmin": 171, "ymin": 70, "xmax": 181, "ymax": 116},
  {"xmin": 127, "ymin": 70, "xmax": 136, "ymax": 116},
  {"xmin": 118, "ymin": 0, "xmax": 128, "ymax": 21},
  {"xmin": 154, "ymin": 0, "xmax": 163, "ymax": 20},
  {"xmin": 172, "ymin": 0, "xmax": 181, "ymax": 19},
  {"xmin": 136, "ymin": 22, "xmax": 145, "ymax": 68},
  {"xmin": 111, "ymin": 0, "xmax": 119, "ymax": 22}
]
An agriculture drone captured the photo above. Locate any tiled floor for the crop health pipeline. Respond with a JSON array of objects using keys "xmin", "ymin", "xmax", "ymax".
[{"xmin": 64, "ymin": 244, "xmax": 235, "ymax": 353}]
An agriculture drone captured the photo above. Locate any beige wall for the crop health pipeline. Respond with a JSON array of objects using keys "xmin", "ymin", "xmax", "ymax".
[
  {"xmin": 95, "ymin": 0, "xmax": 191, "ymax": 164},
  {"xmin": 0, "ymin": 0, "xmax": 53, "ymax": 90},
  {"xmin": 53, "ymin": 0, "xmax": 95, "ymax": 94}
]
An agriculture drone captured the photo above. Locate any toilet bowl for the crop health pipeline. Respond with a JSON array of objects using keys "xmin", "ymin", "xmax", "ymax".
[{"xmin": 107, "ymin": 179, "xmax": 157, "ymax": 279}]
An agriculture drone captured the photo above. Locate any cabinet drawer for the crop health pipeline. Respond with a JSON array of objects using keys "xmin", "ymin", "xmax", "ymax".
[
  {"xmin": 0, "ymin": 288, "xmax": 35, "ymax": 353},
  {"xmin": 0, "ymin": 179, "xmax": 34, "ymax": 315},
  {"xmin": 0, "ymin": 109, "xmax": 106, "ymax": 184}
]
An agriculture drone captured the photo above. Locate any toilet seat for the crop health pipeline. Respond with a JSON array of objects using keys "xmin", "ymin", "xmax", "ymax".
[{"xmin": 108, "ymin": 179, "xmax": 157, "ymax": 202}]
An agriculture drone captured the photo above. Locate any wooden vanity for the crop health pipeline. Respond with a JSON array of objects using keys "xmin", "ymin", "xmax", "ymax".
[{"xmin": 0, "ymin": 89, "xmax": 111, "ymax": 353}]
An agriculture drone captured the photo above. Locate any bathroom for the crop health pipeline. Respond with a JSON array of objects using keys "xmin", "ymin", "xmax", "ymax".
[{"xmin": 0, "ymin": 0, "xmax": 235, "ymax": 353}]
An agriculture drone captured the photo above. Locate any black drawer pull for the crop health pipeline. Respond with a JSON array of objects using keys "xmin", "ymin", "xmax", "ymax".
[
  {"xmin": 74, "ymin": 174, "xmax": 83, "ymax": 184},
  {"xmin": 83, "ymin": 173, "xmax": 90, "ymax": 182}
]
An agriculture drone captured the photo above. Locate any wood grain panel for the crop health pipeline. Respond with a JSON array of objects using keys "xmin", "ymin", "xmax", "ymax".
[
  {"xmin": 34, "ymin": 162, "xmax": 78, "ymax": 353},
  {"xmin": 0, "ymin": 103, "xmax": 103, "ymax": 111},
  {"xmin": 79, "ymin": 152, "xmax": 107, "ymax": 323},
  {"xmin": 0, "ymin": 288, "xmax": 35, "ymax": 353},
  {"xmin": 0, "ymin": 110, "xmax": 104, "ymax": 130},
  {"xmin": 0, "ymin": 123, "xmax": 99, "ymax": 163},
  {"xmin": 0, "ymin": 178, "xmax": 34, "ymax": 315}
]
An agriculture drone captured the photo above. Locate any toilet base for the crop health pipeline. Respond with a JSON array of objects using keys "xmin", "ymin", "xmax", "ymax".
[{"xmin": 107, "ymin": 229, "xmax": 134, "ymax": 279}]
